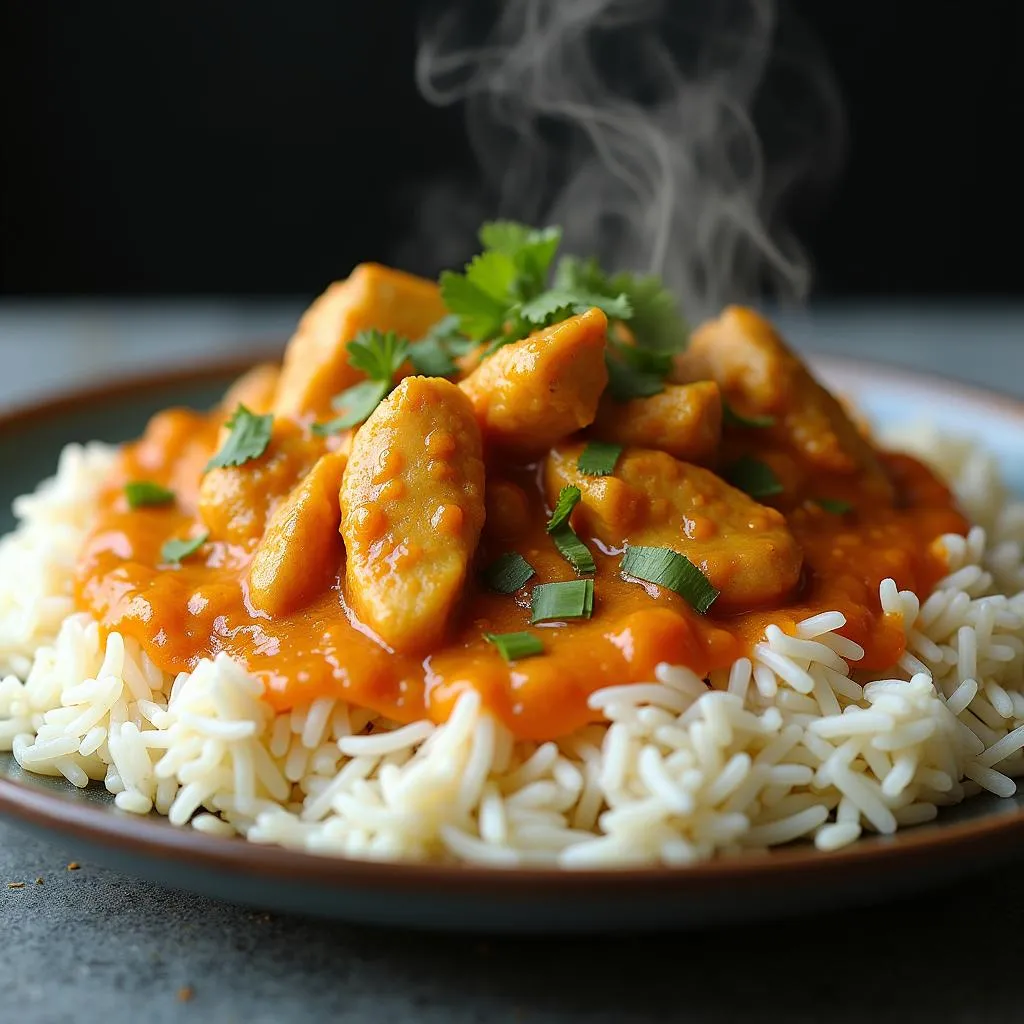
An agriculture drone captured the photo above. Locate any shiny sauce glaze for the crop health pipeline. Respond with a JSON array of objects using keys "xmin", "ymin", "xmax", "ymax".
[{"xmin": 75, "ymin": 395, "xmax": 966, "ymax": 741}]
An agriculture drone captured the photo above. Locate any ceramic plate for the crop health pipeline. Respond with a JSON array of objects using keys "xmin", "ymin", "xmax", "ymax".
[{"xmin": 1, "ymin": 354, "xmax": 1022, "ymax": 933}]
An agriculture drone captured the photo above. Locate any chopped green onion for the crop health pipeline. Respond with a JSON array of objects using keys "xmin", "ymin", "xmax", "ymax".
[
  {"xmin": 814, "ymin": 498, "xmax": 853, "ymax": 515},
  {"xmin": 481, "ymin": 552, "xmax": 536, "ymax": 594},
  {"xmin": 484, "ymin": 631, "xmax": 545, "ymax": 662},
  {"xmin": 530, "ymin": 579, "xmax": 595, "ymax": 624},
  {"xmin": 620, "ymin": 545, "xmax": 719, "ymax": 615},
  {"xmin": 725, "ymin": 456, "xmax": 783, "ymax": 499},
  {"xmin": 313, "ymin": 380, "xmax": 390, "ymax": 435},
  {"xmin": 546, "ymin": 486, "xmax": 581, "ymax": 533},
  {"xmin": 205, "ymin": 405, "xmax": 273, "ymax": 471},
  {"xmin": 722, "ymin": 401, "xmax": 775, "ymax": 429},
  {"xmin": 161, "ymin": 531, "xmax": 209, "ymax": 566},
  {"xmin": 577, "ymin": 442, "xmax": 623, "ymax": 477},
  {"xmin": 125, "ymin": 481, "xmax": 174, "ymax": 509},
  {"xmin": 551, "ymin": 526, "xmax": 596, "ymax": 574}
]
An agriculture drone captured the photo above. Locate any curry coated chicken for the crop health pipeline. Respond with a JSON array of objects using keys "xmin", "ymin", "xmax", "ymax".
[{"xmin": 74, "ymin": 238, "xmax": 967, "ymax": 740}]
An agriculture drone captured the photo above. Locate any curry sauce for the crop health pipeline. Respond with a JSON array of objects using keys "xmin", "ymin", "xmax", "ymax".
[{"xmin": 72, "ymin": 269, "xmax": 967, "ymax": 741}]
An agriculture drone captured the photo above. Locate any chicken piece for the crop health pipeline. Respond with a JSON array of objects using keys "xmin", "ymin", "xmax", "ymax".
[
  {"xmin": 274, "ymin": 264, "xmax": 447, "ymax": 420},
  {"xmin": 198, "ymin": 422, "xmax": 322, "ymax": 546},
  {"xmin": 674, "ymin": 306, "xmax": 893, "ymax": 497},
  {"xmin": 340, "ymin": 376, "xmax": 485, "ymax": 653},
  {"xmin": 546, "ymin": 444, "xmax": 803, "ymax": 610},
  {"xmin": 459, "ymin": 308, "xmax": 609, "ymax": 453},
  {"xmin": 221, "ymin": 362, "xmax": 281, "ymax": 416},
  {"xmin": 247, "ymin": 451, "xmax": 348, "ymax": 617},
  {"xmin": 592, "ymin": 381, "xmax": 722, "ymax": 464}
]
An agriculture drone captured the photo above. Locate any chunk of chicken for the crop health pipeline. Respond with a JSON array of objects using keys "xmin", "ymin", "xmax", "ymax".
[
  {"xmin": 198, "ymin": 422, "xmax": 322, "ymax": 546},
  {"xmin": 546, "ymin": 444, "xmax": 803, "ymax": 610},
  {"xmin": 340, "ymin": 377, "xmax": 485, "ymax": 653},
  {"xmin": 592, "ymin": 382, "xmax": 722, "ymax": 464},
  {"xmin": 247, "ymin": 451, "xmax": 348, "ymax": 617},
  {"xmin": 221, "ymin": 362, "xmax": 281, "ymax": 416},
  {"xmin": 459, "ymin": 308, "xmax": 609, "ymax": 453},
  {"xmin": 674, "ymin": 307, "xmax": 893, "ymax": 497},
  {"xmin": 274, "ymin": 264, "xmax": 448, "ymax": 420}
]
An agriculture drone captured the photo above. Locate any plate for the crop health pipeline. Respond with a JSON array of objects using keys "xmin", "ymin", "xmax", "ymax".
[{"xmin": 1, "ymin": 353, "xmax": 1022, "ymax": 933}]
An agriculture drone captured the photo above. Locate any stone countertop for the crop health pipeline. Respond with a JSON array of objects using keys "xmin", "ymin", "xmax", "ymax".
[{"xmin": 1, "ymin": 300, "xmax": 1023, "ymax": 1023}]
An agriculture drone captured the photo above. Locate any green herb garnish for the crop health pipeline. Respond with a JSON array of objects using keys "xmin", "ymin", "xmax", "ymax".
[
  {"xmin": 814, "ymin": 498, "xmax": 853, "ymax": 515},
  {"xmin": 546, "ymin": 486, "xmax": 581, "ymax": 533},
  {"xmin": 161, "ymin": 531, "xmax": 209, "ymax": 566},
  {"xmin": 484, "ymin": 631, "xmax": 545, "ymax": 662},
  {"xmin": 125, "ymin": 481, "xmax": 175, "ymax": 509},
  {"xmin": 544, "ymin": 486, "xmax": 595, "ymax": 573},
  {"xmin": 530, "ymin": 579, "xmax": 595, "ymax": 624},
  {"xmin": 551, "ymin": 526, "xmax": 596, "ymax": 574},
  {"xmin": 312, "ymin": 380, "xmax": 390, "ymax": 435},
  {"xmin": 577, "ymin": 442, "xmax": 622, "ymax": 477},
  {"xmin": 725, "ymin": 456, "xmax": 784, "ymax": 499},
  {"xmin": 554, "ymin": 256, "xmax": 688, "ymax": 352},
  {"xmin": 722, "ymin": 401, "xmax": 775, "ymax": 429},
  {"xmin": 620, "ymin": 545, "xmax": 719, "ymax": 615},
  {"xmin": 205, "ymin": 405, "xmax": 273, "ymax": 471},
  {"xmin": 482, "ymin": 553, "xmax": 536, "ymax": 594},
  {"xmin": 604, "ymin": 342, "xmax": 671, "ymax": 401},
  {"xmin": 313, "ymin": 329, "xmax": 412, "ymax": 434}
]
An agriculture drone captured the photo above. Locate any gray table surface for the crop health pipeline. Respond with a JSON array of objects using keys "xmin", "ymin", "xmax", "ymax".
[{"xmin": 1, "ymin": 300, "xmax": 1023, "ymax": 1023}]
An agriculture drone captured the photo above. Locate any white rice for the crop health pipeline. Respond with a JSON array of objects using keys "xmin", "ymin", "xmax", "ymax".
[{"xmin": 1, "ymin": 429, "xmax": 1023, "ymax": 867}]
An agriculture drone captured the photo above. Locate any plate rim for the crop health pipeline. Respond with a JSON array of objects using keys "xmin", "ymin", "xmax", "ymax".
[{"xmin": 1, "ymin": 349, "xmax": 1023, "ymax": 896}]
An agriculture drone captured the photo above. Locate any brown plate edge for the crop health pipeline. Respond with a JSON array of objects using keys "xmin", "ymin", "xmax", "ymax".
[{"xmin": 0, "ymin": 348, "xmax": 1022, "ymax": 896}]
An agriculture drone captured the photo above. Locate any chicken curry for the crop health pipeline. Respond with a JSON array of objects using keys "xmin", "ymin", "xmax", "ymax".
[{"xmin": 73, "ymin": 227, "xmax": 967, "ymax": 740}]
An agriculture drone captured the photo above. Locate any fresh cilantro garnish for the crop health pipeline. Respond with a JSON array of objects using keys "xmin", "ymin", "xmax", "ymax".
[
  {"xmin": 577, "ymin": 442, "xmax": 622, "ymax": 477},
  {"xmin": 205, "ymin": 405, "xmax": 273, "ymax": 471},
  {"xmin": 161, "ymin": 531, "xmax": 209, "ymax": 566},
  {"xmin": 604, "ymin": 343, "xmax": 669, "ymax": 401},
  {"xmin": 346, "ymin": 330, "xmax": 410, "ymax": 381},
  {"xmin": 436, "ymin": 221, "xmax": 688, "ymax": 364},
  {"xmin": 313, "ymin": 330, "xmax": 411, "ymax": 434},
  {"xmin": 554, "ymin": 256, "xmax": 688, "ymax": 352},
  {"xmin": 312, "ymin": 380, "xmax": 390, "ymax": 435},
  {"xmin": 407, "ymin": 316, "xmax": 475, "ymax": 378}
]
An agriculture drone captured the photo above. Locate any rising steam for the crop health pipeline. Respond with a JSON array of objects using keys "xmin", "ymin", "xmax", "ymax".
[{"xmin": 413, "ymin": 0, "xmax": 843, "ymax": 318}]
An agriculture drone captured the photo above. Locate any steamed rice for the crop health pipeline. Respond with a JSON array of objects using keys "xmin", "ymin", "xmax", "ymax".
[{"xmin": 1, "ymin": 426, "xmax": 1023, "ymax": 867}]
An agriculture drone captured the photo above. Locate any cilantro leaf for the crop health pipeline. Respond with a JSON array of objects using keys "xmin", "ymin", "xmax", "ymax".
[
  {"xmin": 519, "ymin": 289, "xmax": 632, "ymax": 326},
  {"xmin": 206, "ymin": 405, "xmax": 273, "ymax": 471},
  {"xmin": 479, "ymin": 222, "xmax": 562, "ymax": 296},
  {"xmin": 465, "ymin": 251, "xmax": 519, "ymax": 302},
  {"xmin": 346, "ymin": 330, "xmax": 410, "ymax": 381},
  {"xmin": 604, "ymin": 342, "xmax": 670, "ymax": 401},
  {"xmin": 313, "ymin": 380, "xmax": 390, "ymax": 434},
  {"xmin": 161, "ymin": 531, "xmax": 209, "ymax": 566},
  {"xmin": 555, "ymin": 256, "xmax": 688, "ymax": 352},
  {"xmin": 440, "ymin": 271, "xmax": 509, "ymax": 342}
]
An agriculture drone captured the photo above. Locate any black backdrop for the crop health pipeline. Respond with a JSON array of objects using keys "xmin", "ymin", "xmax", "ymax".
[{"xmin": 1, "ymin": 1, "xmax": 1021, "ymax": 299}]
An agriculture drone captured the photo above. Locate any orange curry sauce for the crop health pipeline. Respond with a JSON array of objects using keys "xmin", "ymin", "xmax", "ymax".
[{"xmin": 74, "ymin": 402, "xmax": 966, "ymax": 741}]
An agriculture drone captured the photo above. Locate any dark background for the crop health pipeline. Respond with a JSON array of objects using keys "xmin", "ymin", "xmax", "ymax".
[{"xmin": 1, "ymin": 1, "xmax": 1021, "ymax": 300}]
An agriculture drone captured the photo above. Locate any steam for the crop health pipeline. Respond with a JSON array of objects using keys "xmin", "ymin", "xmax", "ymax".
[{"xmin": 412, "ymin": 0, "xmax": 843, "ymax": 318}]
